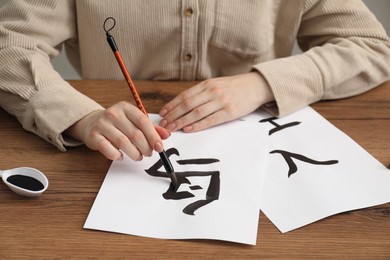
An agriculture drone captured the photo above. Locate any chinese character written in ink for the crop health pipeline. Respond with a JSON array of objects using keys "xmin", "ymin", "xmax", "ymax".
[
  {"xmin": 259, "ymin": 117, "xmax": 301, "ymax": 135},
  {"xmin": 145, "ymin": 148, "xmax": 220, "ymax": 216},
  {"xmin": 260, "ymin": 116, "xmax": 339, "ymax": 178},
  {"xmin": 270, "ymin": 150, "xmax": 339, "ymax": 177}
]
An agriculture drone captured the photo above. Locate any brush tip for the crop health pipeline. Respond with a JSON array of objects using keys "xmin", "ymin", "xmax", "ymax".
[{"xmin": 169, "ymin": 172, "xmax": 179, "ymax": 191}]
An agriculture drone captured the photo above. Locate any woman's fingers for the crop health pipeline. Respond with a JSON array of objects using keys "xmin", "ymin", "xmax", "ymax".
[
  {"xmin": 159, "ymin": 81, "xmax": 219, "ymax": 131},
  {"xmin": 122, "ymin": 105, "xmax": 164, "ymax": 153},
  {"xmin": 154, "ymin": 125, "xmax": 171, "ymax": 140},
  {"xmin": 94, "ymin": 135, "xmax": 125, "ymax": 161},
  {"xmin": 158, "ymin": 72, "xmax": 274, "ymax": 133},
  {"xmin": 66, "ymin": 101, "xmax": 171, "ymax": 161},
  {"xmin": 181, "ymin": 109, "xmax": 232, "ymax": 133},
  {"xmin": 159, "ymin": 82, "xmax": 206, "ymax": 119},
  {"xmin": 165, "ymin": 96, "xmax": 225, "ymax": 131},
  {"xmin": 96, "ymin": 121, "xmax": 144, "ymax": 161}
]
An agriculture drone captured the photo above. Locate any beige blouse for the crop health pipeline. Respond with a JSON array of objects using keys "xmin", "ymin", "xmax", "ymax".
[{"xmin": 0, "ymin": 0, "xmax": 389, "ymax": 151}]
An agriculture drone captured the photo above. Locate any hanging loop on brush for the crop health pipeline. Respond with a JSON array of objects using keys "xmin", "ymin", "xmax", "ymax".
[
  {"xmin": 103, "ymin": 17, "xmax": 116, "ymax": 34},
  {"xmin": 103, "ymin": 17, "xmax": 118, "ymax": 52}
]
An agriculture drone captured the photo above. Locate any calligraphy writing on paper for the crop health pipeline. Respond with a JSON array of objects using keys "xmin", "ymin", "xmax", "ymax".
[
  {"xmin": 145, "ymin": 148, "xmax": 220, "ymax": 216},
  {"xmin": 260, "ymin": 116, "xmax": 339, "ymax": 177},
  {"xmin": 259, "ymin": 117, "xmax": 301, "ymax": 135},
  {"xmin": 270, "ymin": 150, "xmax": 339, "ymax": 177}
]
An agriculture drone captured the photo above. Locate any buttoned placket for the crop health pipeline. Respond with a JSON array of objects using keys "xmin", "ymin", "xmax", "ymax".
[{"xmin": 180, "ymin": 0, "xmax": 199, "ymax": 80}]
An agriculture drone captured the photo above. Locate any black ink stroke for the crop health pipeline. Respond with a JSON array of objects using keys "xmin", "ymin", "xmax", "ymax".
[
  {"xmin": 259, "ymin": 117, "xmax": 301, "ymax": 135},
  {"xmin": 190, "ymin": 185, "xmax": 203, "ymax": 190},
  {"xmin": 176, "ymin": 158, "xmax": 220, "ymax": 165},
  {"xmin": 270, "ymin": 150, "xmax": 339, "ymax": 177},
  {"xmin": 145, "ymin": 148, "xmax": 220, "ymax": 215}
]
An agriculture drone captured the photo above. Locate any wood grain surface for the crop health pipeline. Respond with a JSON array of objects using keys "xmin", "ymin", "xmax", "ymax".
[{"xmin": 0, "ymin": 80, "xmax": 389, "ymax": 259}]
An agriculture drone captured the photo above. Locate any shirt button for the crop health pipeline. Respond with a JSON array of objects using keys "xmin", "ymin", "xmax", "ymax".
[
  {"xmin": 184, "ymin": 7, "xmax": 193, "ymax": 17},
  {"xmin": 185, "ymin": 54, "xmax": 192, "ymax": 61}
]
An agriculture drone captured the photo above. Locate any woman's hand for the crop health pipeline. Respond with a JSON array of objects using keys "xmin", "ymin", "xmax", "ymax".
[
  {"xmin": 65, "ymin": 101, "xmax": 170, "ymax": 161},
  {"xmin": 159, "ymin": 72, "xmax": 274, "ymax": 132}
]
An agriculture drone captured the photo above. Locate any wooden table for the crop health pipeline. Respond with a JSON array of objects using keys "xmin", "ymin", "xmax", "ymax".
[{"xmin": 0, "ymin": 80, "xmax": 389, "ymax": 259}]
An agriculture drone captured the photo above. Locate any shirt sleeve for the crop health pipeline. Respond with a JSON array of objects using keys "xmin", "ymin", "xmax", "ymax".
[
  {"xmin": 0, "ymin": 0, "xmax": 103, "ymax": 151},
  {"xmin": 253, "ymin": 0, "xmax": 390, "ymax": 116}
]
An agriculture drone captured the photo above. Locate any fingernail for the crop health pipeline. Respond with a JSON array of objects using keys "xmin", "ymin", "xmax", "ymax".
[
  {"xmin": 154, "ymin": 142, "xmax": 164, "ymax": 153},
  {"xmin": 159, "ymin": 119, "xmax": 167, "ymax": 128},
  {"xmin": 160, "ymin": 109, "xmax": 168, "ymax": 117},
  {"xmin": 166, "ymin": 123, "xmax": 176, "ymax": 131},
  {"xmin": 184, "ymin": 125, "xmax": 193, "ymax": 132},
  {"xmin": 117, "ymin": 153, "xmax": 124, "ymax": 161},
  {"xmin": 137, "ymin": 155, "xmax": 143, "ymax": 161}
]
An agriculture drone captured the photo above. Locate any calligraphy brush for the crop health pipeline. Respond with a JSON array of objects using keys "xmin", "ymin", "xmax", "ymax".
[{"xmin": 103, "ymin": 17, "xmax": 178, "ymax": 190}]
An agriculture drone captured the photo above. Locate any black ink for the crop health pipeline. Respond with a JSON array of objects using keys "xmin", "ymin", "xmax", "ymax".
[
  {"xmin": 158, "ymin": 150, "xmax": 178, "ymax": 191},
  {"xmin": 159, "ymin": 150, "xmax": 175, "ymax": 173},
  {"xmin": 6, "ymin": 175, "xmax": 44, "ymax": 191},
  {"xmin": 190, "ymin": 185, "xmax": 202, "ymax": 190},
  {"xmin": 177, "ymin": 158, "xmax": 220, "ymax": 165},
  {"xmin": 260, "ymin": 117, "xmax": 301, "ymax": 135},
  {"xmin": 183, "ymin": 200, "xmax": 214, "ymax": 215},
  {"xmin": 145, "ymin": 148, "xmax": 220, "ymax": 215},
  {"xmin": 179, "ymin": 171, "xmax": 220, "ymax": 215},
  {"xmin": 270, "ymin": 150, "xmax": 339, "ymax": 177},
  {"xmin": 163, "ymin": 188, "xmax": 194, "ymax": 200},
  {"xmin": 145, "ymin": 148, "xmax": 179, "ymax": 178}
]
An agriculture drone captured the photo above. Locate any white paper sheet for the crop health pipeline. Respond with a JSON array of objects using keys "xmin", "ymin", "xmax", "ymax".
[
  {"xmin": 243, "ymin": 107, "xmax": 390, "ymax": 233},
  {"xmin": 84, "ymin": 116, "xmax": 268, "ymax": 245}
]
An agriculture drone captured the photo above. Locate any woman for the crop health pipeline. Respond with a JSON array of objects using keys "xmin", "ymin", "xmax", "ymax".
[{"xmin": 0, "ymin": 0, "xmax": 389, "ymax": 161}]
